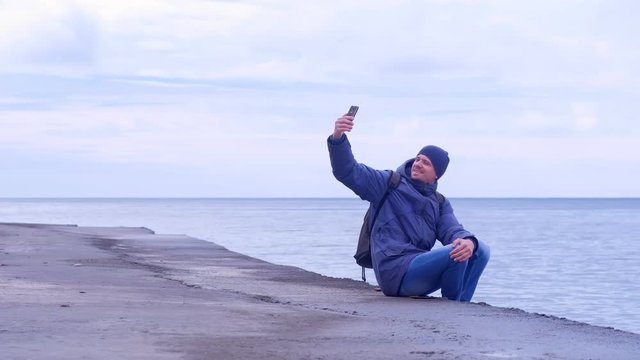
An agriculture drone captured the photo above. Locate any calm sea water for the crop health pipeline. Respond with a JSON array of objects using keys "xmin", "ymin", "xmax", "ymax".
[{"xmin": 1, "ymin": 198, "xmax": 639, "ymax": 334}]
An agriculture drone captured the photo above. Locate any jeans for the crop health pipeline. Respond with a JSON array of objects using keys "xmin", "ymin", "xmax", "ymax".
[{"xmin": 398, "ymin": 241, "xmax": 490, "ymax": 301}]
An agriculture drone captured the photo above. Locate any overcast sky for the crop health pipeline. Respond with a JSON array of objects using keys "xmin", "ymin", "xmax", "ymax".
[{"xmin": 1, "ymin": 0, "xmax": 638, "ymax": 198}]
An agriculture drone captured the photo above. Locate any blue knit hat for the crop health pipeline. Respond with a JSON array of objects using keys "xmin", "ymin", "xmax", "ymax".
[{"xmin": 418, "ymin": 145, "xmax": 450, "ymax": 179}]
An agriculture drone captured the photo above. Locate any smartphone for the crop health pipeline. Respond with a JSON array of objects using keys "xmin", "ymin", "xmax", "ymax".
[{"xmin": 347, "ymin": 105, "xmax": 359, "ymax": 117}]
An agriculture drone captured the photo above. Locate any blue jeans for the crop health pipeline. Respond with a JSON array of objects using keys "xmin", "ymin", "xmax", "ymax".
[{"xmin": 398, "ymin": 241, "xmax": 490, "ymax": 301}]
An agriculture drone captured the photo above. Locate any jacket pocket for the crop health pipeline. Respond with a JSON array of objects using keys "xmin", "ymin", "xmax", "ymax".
[{"xmin": 379, "ymin": 241, "xmax": 413, "ymax": 257}]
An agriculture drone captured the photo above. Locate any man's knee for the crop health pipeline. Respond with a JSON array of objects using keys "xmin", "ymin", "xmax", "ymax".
[{"xmin": 475, "ymin": 241, "xmax": 490, "ymax": 263}]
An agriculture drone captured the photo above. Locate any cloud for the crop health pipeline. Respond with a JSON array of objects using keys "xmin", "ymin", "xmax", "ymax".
[
  {"xmin": 2, "ymin": 0, "xmax": 637, "ymax": 94},
  {"xmin": 0, "ymin": 0, "xmax": 638, "ymax": 197},
  {"xmin": 571, "ymin": 103, "xmax": 598, "ymax": 131},
  {"xmin": 0, "ymin": 104, "xmax": 325, "ymax": 169},
  {"xmin": 0, "ymin": 1, "xmax": 98, "ymax": 72},
  {"xmin": 515, "ymin": 103, "xmax": 599, "ymax": 134}
]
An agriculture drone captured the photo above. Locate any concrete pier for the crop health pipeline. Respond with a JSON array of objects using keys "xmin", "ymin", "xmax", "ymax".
[{"xmin": 1, "ymin": 223, "xmax": 638, "ymax": 359}]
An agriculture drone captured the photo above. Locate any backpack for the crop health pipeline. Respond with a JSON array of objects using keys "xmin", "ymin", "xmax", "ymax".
[{"xmin": 354, "ymin": 171, "xmax": 446, "ymax": 281}]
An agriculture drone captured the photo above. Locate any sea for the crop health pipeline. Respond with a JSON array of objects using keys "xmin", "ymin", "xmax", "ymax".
[{"xmin": 1, "ymin": 197, "xmax": 638, "ymax": 335}]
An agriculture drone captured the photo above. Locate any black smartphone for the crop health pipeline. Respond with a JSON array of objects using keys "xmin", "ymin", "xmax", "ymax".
[{"xmin": 347, "ymin": 105, "xmax": 359, "ymax": 117}]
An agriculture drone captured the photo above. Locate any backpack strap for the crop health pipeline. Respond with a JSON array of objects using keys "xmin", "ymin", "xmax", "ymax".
[
  {"xmin": 435, "ymin": 191, "xmax": 446, "ymax": 214},
  {"xmin": 389, "ymin": 170, "xmax": 402, "ymax": 188}
]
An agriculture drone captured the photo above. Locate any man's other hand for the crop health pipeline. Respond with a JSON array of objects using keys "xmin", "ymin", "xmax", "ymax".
[{"xmin": 450, "ymin": 238, "xmax": 475, "ymax": 262}]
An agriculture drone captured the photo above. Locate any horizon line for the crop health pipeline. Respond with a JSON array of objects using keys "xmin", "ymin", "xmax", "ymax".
[{"xmin": 1, "ymin": 196, "xmax": 639, "ymax": 200}]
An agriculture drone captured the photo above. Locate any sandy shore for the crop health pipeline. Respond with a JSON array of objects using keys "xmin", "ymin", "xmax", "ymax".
[{"xmin": 1, "ymin": 223, "xmax": 638, "ymax": 359}]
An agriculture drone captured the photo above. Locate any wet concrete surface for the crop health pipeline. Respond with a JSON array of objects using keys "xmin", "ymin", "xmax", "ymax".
[{"xmin": 1, "ymin": 223, "xmax": 638, "ymax": 359}]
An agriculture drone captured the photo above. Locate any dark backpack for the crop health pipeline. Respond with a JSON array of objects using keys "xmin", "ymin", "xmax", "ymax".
[{"xmin": 354, "ymin": 171, "xmax": 446, "ymax": 281}]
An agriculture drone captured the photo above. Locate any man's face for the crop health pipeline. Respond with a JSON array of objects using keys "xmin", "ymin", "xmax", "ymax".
[{"xmin": 411, "ymin": 154, "xmax": 438, "ymax": 184}]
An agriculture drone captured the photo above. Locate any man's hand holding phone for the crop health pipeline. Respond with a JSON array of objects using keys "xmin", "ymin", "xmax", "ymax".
[{"xmin": 333, "ymin": 106, "xmax": 359, "ymax": 140}]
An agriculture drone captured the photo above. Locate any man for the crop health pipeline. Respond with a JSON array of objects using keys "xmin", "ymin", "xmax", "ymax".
[{"xmin": 327, "ymin": 112, "xmax": 490, "ymax": 301}]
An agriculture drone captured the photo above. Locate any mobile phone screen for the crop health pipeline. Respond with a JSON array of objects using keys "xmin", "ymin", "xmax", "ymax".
[{"xmin": 347, "ymin": 105, "xmax": 359, "ymax": 117}]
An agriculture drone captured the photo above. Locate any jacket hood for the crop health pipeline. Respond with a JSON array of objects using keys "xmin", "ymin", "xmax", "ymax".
[{"xmin": 397, "ymin": 158, "xmax": 438, "ymax": 196}]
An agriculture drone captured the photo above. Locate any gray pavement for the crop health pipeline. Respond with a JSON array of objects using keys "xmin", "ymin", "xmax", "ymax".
[{"xmin": 1, "ymin": 223, "xmax": 638, "ymax": 359}]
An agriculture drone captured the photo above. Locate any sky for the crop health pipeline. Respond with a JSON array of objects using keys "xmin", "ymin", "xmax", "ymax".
[{"xmin": 0, "ymin": 0, "xmax": 638, "ymax": 198}]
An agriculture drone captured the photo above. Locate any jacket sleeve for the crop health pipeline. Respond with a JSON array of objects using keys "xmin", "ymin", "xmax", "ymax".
[
  {"xmin": 436, "ymin": 198, "xmax": 475, "ymax": 246},
  {"xmin": 327, "ymin": 134, "xmax": 388, "ymax": 203}
]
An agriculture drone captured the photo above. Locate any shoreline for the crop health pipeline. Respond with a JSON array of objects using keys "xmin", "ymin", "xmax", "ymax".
[{"xmin": 1, "ymin": 222, "xmax": 638, "ymax": 359}]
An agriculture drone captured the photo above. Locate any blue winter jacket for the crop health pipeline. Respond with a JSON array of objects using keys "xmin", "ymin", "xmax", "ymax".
[{"xmin": 328, "ymin": 134, "xmax": 475, "ymax": 296}]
